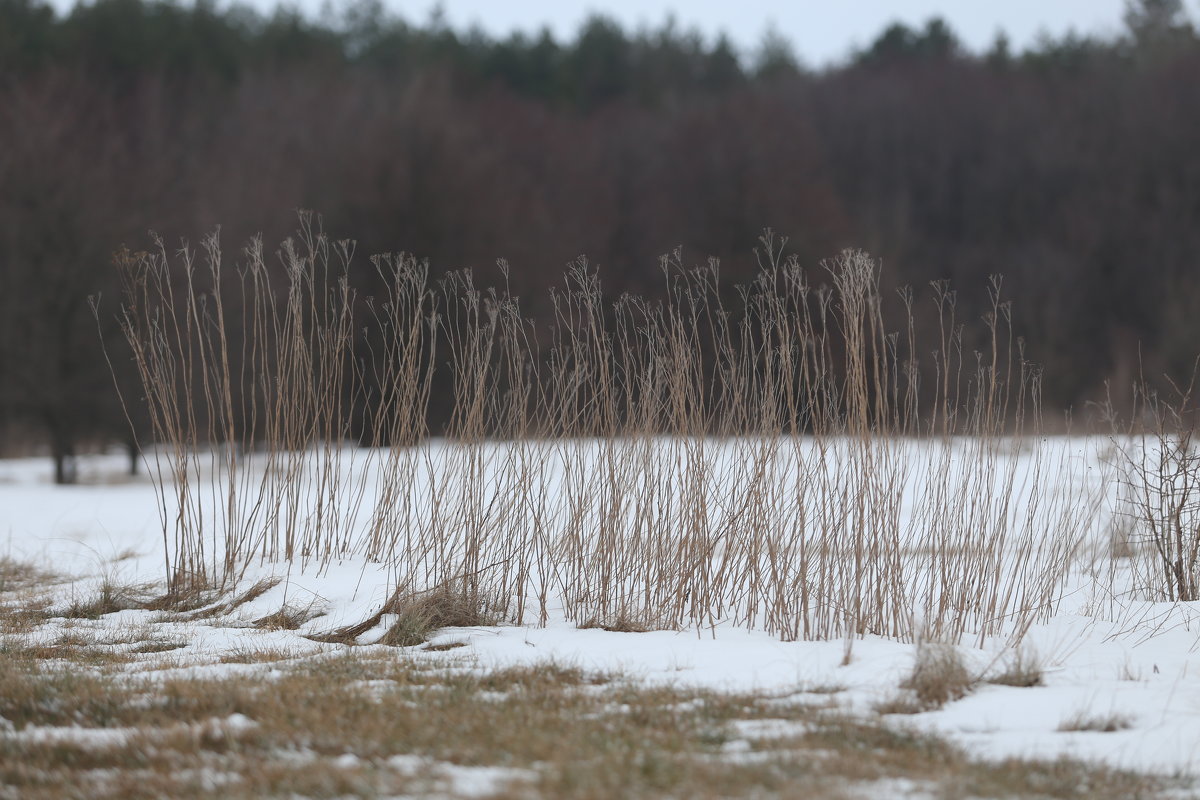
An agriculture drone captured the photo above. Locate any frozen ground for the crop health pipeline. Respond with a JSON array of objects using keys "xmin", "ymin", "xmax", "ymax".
[{"xmin": 2, "ymin": 443, "xmax": 1199, "ymax": 793}]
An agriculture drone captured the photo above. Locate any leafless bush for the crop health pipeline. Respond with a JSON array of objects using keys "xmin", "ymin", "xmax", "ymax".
[{"xmin": 1110, "ymin": 364, "xmax": 1200, "ymax": 601}]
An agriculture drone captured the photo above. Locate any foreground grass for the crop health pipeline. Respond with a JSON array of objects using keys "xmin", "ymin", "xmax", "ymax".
[
  {"xmin": 0, "ymin": 645, "xmax": 1180, "ymax": 800},
  {"xmin": 0, "ymin": 560, "xmax": 1190, "ymax": 799}
]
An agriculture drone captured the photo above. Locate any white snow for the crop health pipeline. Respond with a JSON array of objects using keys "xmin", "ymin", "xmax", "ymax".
[{"xmin": 2, "ymin": 441, "xmax": 1200, "ymax": 783}]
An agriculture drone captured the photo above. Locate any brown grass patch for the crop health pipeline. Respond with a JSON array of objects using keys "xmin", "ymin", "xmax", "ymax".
[
  {"xmin": 0, "ymin": 644, "xmax": 1177, "ymax": 800},
  {"xmin": 0, "ymin": 556, "xmax": 59, "ymax": 594},
  {"xmin": 15, "ymin": 642, "xmax": 137, "ymax": 667},
  {"xmin": 217, "ymin": 646, "xmax": 303, "ymax": 665},
  {"xmin": 129, "ymin": 639, "xmax": 187, "ymax": 654},
  {"xmin": 0, "ymin": 602, "xmax": 50, "ymax": 635}
]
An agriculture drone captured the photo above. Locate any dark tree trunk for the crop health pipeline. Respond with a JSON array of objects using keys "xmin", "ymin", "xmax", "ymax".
[
  {"xmin": 47, "ymin": 415, "xmax": 79, "ymax": 485},
  {"xmin": 52, "ymin": 441, "xmax": 78, "ymax": 485}
]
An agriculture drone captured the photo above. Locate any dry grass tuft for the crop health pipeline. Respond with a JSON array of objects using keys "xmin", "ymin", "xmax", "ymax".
[
  {"xmin": 378, "ymin": 584, "xmax": 494, "ymax": 647},
  {"xmin": 801, "ymin": 683, "xmax": 846, "ymax": 696},
  {"xmin": 307, "ymin": 583, "xmax": 493, "ymax": 647},
  {"xmin": 182, "ymin": 576, "xmax": 282, "ymax": 621},
  {"xmin": 50, "ymin": 575, "xmax": 222, "ymax": 622},
  {"xmin": 1058, "ymin": 710, "xmax": 1135, "ymax": 733},
  {"xmin": 305, "ymin": 616, "xmax": 382, "ymax": 645},
  {"xmin": 253, "ymin": 602, "xmax": 323, "ymax": 631},
  {"xmin": 141, "ymin": 576, "xmax": 221, "ymax": 613},
  {"xmin": 879, "ymin": 643, "xmax": 976, "ymax": 714},
  {"xmin": 476, "ymin": 662, "xmax": 601, "ymax": 692},
  {"xmin": 578, "ymin": 610, "xmax": 661, "ymax": 633},
  {"xmin": 59, "ymin": 580, "xmax": 152, "ymax": 619},
  {"xmin": 987, "ymin": 647, "xmax": 1045, "ymax": 688}
]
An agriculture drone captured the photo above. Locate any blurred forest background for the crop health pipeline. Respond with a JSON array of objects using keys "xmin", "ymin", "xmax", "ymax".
[{"xmin": 2, "ymin": 0, "xmax": 1199, "ymax": 481}]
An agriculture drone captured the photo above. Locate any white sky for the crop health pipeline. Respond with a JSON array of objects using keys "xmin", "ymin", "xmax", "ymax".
[{"xmin": 398, "ymin": 0, "xmax": 1140, "ymax": 66}]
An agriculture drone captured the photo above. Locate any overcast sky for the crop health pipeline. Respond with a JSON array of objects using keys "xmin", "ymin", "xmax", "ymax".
[
  {"xmin": 403, "ymin": 0, "xmax": 1140, "ymax": 66},
  {"xmin": 45, "ymin": 0, "xmax": 1194, "ymax": 66}
]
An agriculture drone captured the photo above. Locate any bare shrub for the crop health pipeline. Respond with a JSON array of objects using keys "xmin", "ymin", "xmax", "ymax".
[{"xmin": 1111, "ymin": 365, "xmax": 1200, "ymax": 601}]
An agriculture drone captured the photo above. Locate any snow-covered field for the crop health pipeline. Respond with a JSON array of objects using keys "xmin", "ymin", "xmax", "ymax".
[{"xmin": 2, "ymin": 438, "xmax": 1200, "ymax": 795}]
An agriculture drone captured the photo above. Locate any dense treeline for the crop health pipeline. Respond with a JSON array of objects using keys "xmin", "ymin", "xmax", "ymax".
[{"xmin": 1, "ymin": 0, "xmax": 1198, "ymax": 480}]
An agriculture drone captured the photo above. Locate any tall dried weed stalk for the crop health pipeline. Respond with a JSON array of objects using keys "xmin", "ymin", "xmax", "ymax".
[{"xmin": 113, "ymin": 221, "xmax": 1105, "ymax": 643}]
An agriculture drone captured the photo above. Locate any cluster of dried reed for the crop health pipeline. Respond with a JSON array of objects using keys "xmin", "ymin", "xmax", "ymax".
[{"xmin": 113, "ymin": 217, "xmax": 1105, "ymax": 643}]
